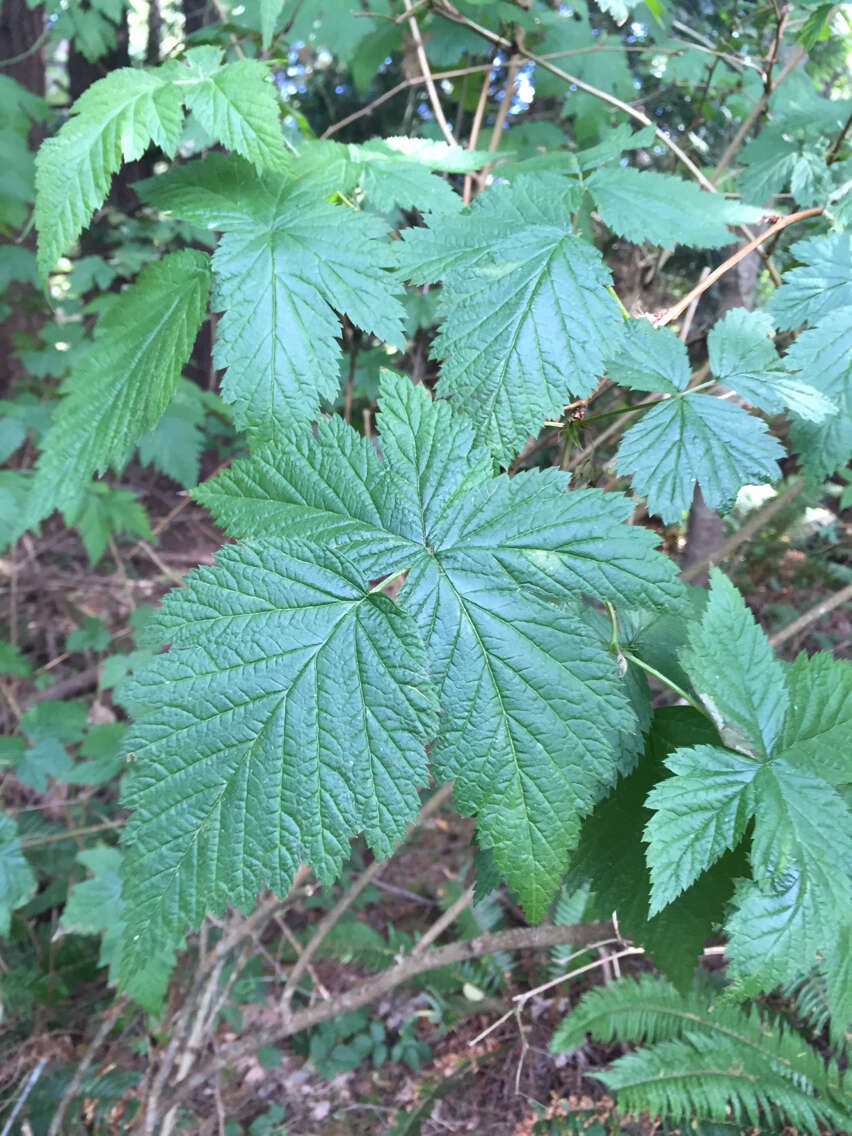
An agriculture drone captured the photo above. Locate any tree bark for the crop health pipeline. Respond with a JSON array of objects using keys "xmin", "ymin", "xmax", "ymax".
[{"xmin": 0, "ymin": 0, "xmax": 46, "ymax": 397}]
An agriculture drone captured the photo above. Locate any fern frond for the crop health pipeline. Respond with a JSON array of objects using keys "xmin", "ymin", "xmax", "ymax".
[
  {"xmin": 598, "ymin": 1033, "xmax": 849, "ymax": 1134},
  {"xmin": 552, "ymin": 975, "xmax": 841, "ymax": 1099}
]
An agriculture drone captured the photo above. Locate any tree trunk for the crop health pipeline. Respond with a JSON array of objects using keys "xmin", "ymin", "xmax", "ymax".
[{"xmin": 0, "ymin": 0, "xmax": 46, "ymax": 397}]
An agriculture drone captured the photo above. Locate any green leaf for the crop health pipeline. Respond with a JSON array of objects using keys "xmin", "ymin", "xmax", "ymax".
[
  {"xmin": 615, "ymin": 397, "xmax": 782, "ymax": 524},
  {"xmin": 597, "ymin": 1030, "xmax": 847, "ymax": 1132},
  {"xmin": 785, "ymin": 309, "xmax": 852, "ymax": 481},
  {"xmin": 399, "ymin": 176, "xmax": 624, "ymax": 464},
  {"xmin": 59, "ymin": 844, "xmax": 172, "ymax": 1012},
  {"xmin": 259, "ymin": 0, "xmax": 285, "ymax": 47},
  {"xmin": 117, "ymin": 541, "xmax": 438, "ymax": 980},
  {"xmin": 35, "ymin": 67, "xmax": 184, "ymax": 275},
  {"xmin": 136, "ymin": 379, "xmax": 207, "ymax": 489},
  {"xmin": 179, "ymin": 47, "xmax": 290, "ymax": 174},
  {"xmin": 767, "ymin": 232, "xmax": 852, "ymax": 329},
  {"xmin": 121, "ymin": 371, "xmax": 680, "ymax": 967},
  {"xmin": 15, "ymin": 738, "xmax": 74, "ymax": 792},
  {"xmin": 64, "ymin": 484, "xmax": 154, "ymax": 565},
  {"xmin": 67, "ymin": 617, "xmax": 111, "ymax": 653},
  {"xmin": 776, "ymin": 652, "xmax": 852, "ymax": 786},
  {"xmin": 609, "ymin": 321, "xmax": 784, "ymax": 522},
  {"xmin": 0, "ymin": 639, "xmax": 32, "ymax": 678},
  {"xmin": 0, "ymin": 813, "xmax": 36, "ymax": 936},
  {"xmin": 141, "ymin": 155, "xmax": 405, "ymax": 436},
  {"xmin": 21, "ymin": 251, "xmax": 210, "ymax": 532},
  {"xmin": 680, "ymin": 569, "xmax": 788, "ymax": 758},
  {"xmin": 564, "ymin": 708, "xmax": 742, "ymax": 991},
  {"xmin": 21, "ymin": 699, "xmax": 88, "ymax": 744},
  {"xmin": 586, "ymin": 167, "xmax": 765, "ymax": 249},
  {"xmin": 641, "ymin": 575, "xmax": 852, "ymax": 1007},
  {"xmin": 707, "ymin": 308, "xmax": 835, "ymax": 422}
]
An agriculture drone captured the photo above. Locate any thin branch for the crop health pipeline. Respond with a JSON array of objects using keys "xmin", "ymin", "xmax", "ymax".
[
  {"xmin": 767, "ymin": 581, "xmax": 852, "ymax": 649},
  {"xmin": 321, "ymin": 63, "xmax": 494, "ymax": 139},
  {"xmin": 464, "ymin": 68, "xmax": 491, "ymax": 204},
  {"xmin": 280, "ymin": 782, "xmax": 454, "ymax": 1007},
  {"xmin": 656, "ymin": 208, "xmax": 824, "ymax": 327},
  {"xmin": 0, "ymin": 25, "xmax": 48, "ymax": 69},
  {"xmin": 171, "ymin": 919, "xmax": 614, "ymax": 1107},
  {"xmin": 680, "ymin": 477, "xmax": 805, "ymax": 583},
  {"xmin": 47, "ymin": 1001, "xmax": 127, "ymax": 1136},
  {"xmin": 404, "ymin": 0, "xmax": 455, "ymax": 144},
  {"xmin": 826, "ymin": 109, "xmax": 852, "ymax": 164},
  {"xmin": 412, "ymin": 883, "xmax": 475, "ymax": 955},
  {"xmin": 433, "ymin": 2, "xmax": 715, "ymax": 191},
  {"xmin": 3, "ymin": 1060, "xmax": 47, "ymax": 1136},
  {"xmin": 710, "ymin": 45, "xmax": 806, "ymax": 185}
]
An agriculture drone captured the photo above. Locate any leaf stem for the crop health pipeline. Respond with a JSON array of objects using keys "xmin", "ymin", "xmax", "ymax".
[{"xmin": 621, "ymin": 649, "xmax": 710, "ymax": 718}]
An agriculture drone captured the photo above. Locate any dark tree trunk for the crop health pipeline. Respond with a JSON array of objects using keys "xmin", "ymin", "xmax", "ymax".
[
  {"xmin": 184, "ymin": 0, "xmax": 214, "ymax": 37},
  {"xmin": 0, "ymin": 0, "xmax": 46, "ymax": 397}
]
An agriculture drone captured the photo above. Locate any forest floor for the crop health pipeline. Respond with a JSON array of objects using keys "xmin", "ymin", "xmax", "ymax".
[{"xmin": 1, "ymin": 461, "xmax": 848, "ymax": 1135}]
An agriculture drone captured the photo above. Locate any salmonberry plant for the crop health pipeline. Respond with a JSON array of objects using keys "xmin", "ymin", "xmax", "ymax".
[{"xmin": 2, "ymin": 0, "xmax": 851, "ymax": 1129}]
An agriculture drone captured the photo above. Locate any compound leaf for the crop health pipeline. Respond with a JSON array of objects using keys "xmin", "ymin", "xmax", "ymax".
[
  {"xmin": 399, "ymin": 176, "xmax": 623, "ymax": 465},
  {"xmin": 785, "ymin": 309, "xmax": 852, "ymax": 481},
  {"xmin": 707, "ymin": 308, "xmax": 835, "ymax": 423},
  {"xmin": 767, "ymin": 231, "xmax": 852, "ymax": 329},
  {"xmin": 21, "ymin": 251, "xmax": 210, "ymax": 531},
  {"xmin": 142, "ymin": 154, "xmax": 405, "ymax": 436},
  {"xmin": 609, "ymin": 322, "xmax": 784, "ymax": 522},
  {"xmin": 118, "ymin": 540, "xmax": 438, "ymax": 980},
  {"xmin": 123, "ymin": 371, "xmax": 680, "ymax": 962}
]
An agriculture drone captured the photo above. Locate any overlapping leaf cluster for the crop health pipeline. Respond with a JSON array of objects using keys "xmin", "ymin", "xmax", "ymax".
[{"xmin": 116, "ymin": 370, "xmax": 681, "ymax": 979}]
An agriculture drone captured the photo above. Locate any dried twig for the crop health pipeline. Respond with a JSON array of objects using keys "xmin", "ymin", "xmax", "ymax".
[
  {"xmin": 768, "ymin": 581, "xmax": 852, "ymax": 649},
  {"xmin": 403, "ymin": 0, "xmax": 455, "ymax": 145},
  {"xmin": 48, "ymin": 1000, "xmax": 127, "ymax": 1136}
]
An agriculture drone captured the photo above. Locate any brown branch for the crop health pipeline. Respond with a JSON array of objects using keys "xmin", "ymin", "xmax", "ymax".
[
  {"xmin": 656, "ymin": 208, "xmax": 824, "ymax": 328},
  {"xmin": 171, "ymin": 919, "xmax": 613, "ymax": 1107},
  {"xmin": 47, "ymin": 999, "xmax": 128, "ymax": 1136},
  {"xmin": 433, "ymin": 1, "xmax": 716, "ymax": 191},
  {"xmin": 463, "ymin": 68, "xmax": 491, "ymax": 204},
  {"xmin": 280, "ymin": 782, "xmax": 454, "ymax": 1007},
  {"xmin": 321, "ymin": 63, "xmax": 494, "ymax": 139},
  {"xmin": 710, "ymin": 45, "xmax": 806, "ymax": 185},
  {"xmin": 404, "ymin": 0, "xmax": 455, "ymax": 145},
  {"xmin": 768, "ymin": 581, "xmax": 852, "ymax": 649}
]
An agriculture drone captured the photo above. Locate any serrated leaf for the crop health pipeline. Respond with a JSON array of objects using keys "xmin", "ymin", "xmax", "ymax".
[
  {"xmin": 644, "ymin": 745, "xmax": 756, "ymax": 913},
  {"xmin": 59, "ymin": 844, "xmax": 172, "ymax": 1011},
  {"xmin": 399, "ymin": 176, "xmax": 623, "ymax": 464},
  {"xmin": 777, "ymin": 652, "xmax": 852, "ymax": 786},
  {"xmin": 180, "ymin": 48, "xmax": 289, "ymax": 173},
  {"xmin": 0, "ymin": 639, "xmax": 32, "ymax": 678},
  {"xmin": 118, "ymin": 541, "xmax": 438, "ymax": 979},
  {"xmin": 124, "ymin": 371, "xmax": 680, "ymax": 961},
  {"xmin": 615, "ymin": 394, "xmax": 783, "ymax": 524},
  {"xmin": 606, "ymin": 319, "xmax": 689, "ymax": 394},
  {"xmin": 586, "ymin": 166, "xmax": 765, "ymax": 249},
  {"xmin": 0, "ymin": 813, "xmax": 36, "ymax": 936},
  {"xmin": 609, "ymin": 321, "xmax": 785, "ymax": 521},
  {"xmin": 141, "ymin": 155, "xmax": 405, "ymax": 435},
  {"xmin": 20, "ymin": 251, "xmax": 210, "ymax": 532},
  {"xmin": 564, "ymin": 708, "xmax": 742, "ymax": 992},
  {"xmin": 680, "ymin": 569, "xmax": 788, "ymax": 758},
  {"xmin": 767, "ymin": 232, "xmax": 852, "ymax": 329},
  {"xmin": 137, "ymin": 379, "xmax": 207, "ymax": 489},
  {"xmin": 785, "ymin": 309, "xmax": 852, "ymax": 481},
  {"xmin": 642, "ymin": 575, "xmax": 852, "ymax": 1009},
  {"xmin": 35, "ymin": 68, "xmax": 184, "ymax": 275},
  {"xmin": 707, "ymin": 308, "xmax": 835, "ymax": 423},
  {"xmin": 64, "ymin": 483, "xmax": 154, "ymax": 566}
]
